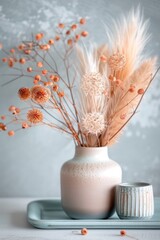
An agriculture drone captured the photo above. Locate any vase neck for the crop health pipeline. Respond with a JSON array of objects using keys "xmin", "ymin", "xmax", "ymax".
[{"xmin": 74, "ymin": 146, "xmax": 109, "ymax": 162}]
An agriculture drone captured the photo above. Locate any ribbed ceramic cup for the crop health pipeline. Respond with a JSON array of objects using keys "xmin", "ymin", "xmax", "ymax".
[{"xmin": 116, "ymin": 182, "xmax": 154, "ymax": 219}]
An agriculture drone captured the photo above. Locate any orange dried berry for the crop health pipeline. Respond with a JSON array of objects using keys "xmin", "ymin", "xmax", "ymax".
[
  {"xmin": 67, "ymin": 39, "xmax": 73, "ymax": 45},
  {"xmin": 42, "ymin": 69, "xmax": 48, "ymax": 75},
  {"xmin": 35, "ymin": 33, "xmax": 44, "ymax": 41},
  {"xmin": 24, "ymin": 49, "xmax": 31, "ymax": 55},
  {"xmin": 1, "ymin": 115, "xmax": 6, "ymax": 121},
  {"xmin": 18, "ymin": 44, "xmax": 25, "ymax": 50},
  {"xmin": 48, "ymin": 39, "xmax": 54, "ymax": 45},
  {"xmin": 53, "ymin": 84, "xmax": 59, "ymax": 92},
  {"xmin": 120, "ymin": 113, "xmax": 126, "ymax": 120},
  {"xmin": 71, "ymin": 24, "xmax": 77, "ymax": 30},
  {"xmin": 8, "ymin": 59, "xmax": 14, "ymax": 67},
  {"xmin": 58, "ymin": 91, "xmax": 64, "ymax": 98},
  {"xmin": 22, "ymin": 122, "xmax": 29, "ymax": 129},
  {"xmin": 100, "ymin": 55, "xmax": 107, "ymax": 62},
  {"xmin": 75, "ymin": 34, "xmax": 81, "ymax": 41},
  {"xmin": 116, "ymin": 79, "xmax": 121, "ymax": 85},
  {"xmin": 49, "ymin": 74, "xmax": 54, "ymax": 80},
  {"xmin": 58, "ymin": 23, "xmax": 65, "ymax": 28},
  {"xmin": 27, "ymin": 67, "xmax": 32, "ymax": 72},
  {"xmin": 138, "ymin": 88, "xmax": 145, "ymax": 95},
  {"xmin": 34, "ymin": 75, "xmax": 41, "ymax": 81},
  {"xmin": 66, "ymin": 30, "xmax": 71, "ymax": 35},
  {"xmin": 0, "ymin": 122, "xmax": 7, "ymax": 131},
  {"xmin": 8, "ymin": 130, "xmax": 15, "ymax": 136},
  {"xmin": 37, "ymin": 61, "xmax": 43, "ymax": 68},
  {"xmin": 120, "ymin": 230, "xmax": 127, "ymax": 236},
  {"xmin": 19, "ymin": 58, "xmax": 26, "ymax": 64},
  {"xmin": 108, "ymin": 75, "xmax": 114, "ymax": 81},
  {"xmin": 44, "ymin": 44, "xmax": 50, "ymax": 50},
  {"xmin": 33, "ymin": 80, "xmax": 39, "ymax": 85},
  {"xmin": 15, "ymin": 108, "xmax": 21, "ymax": 114},
  {"xmin": 8, "ymin": 105, "xmax": 16, "ymax": 112},
  {"xmin": 79, "ymin": 18, "xmax": 86, "ymax": 25},
  {"xmin": 10, "ymin": 48, "xmax": 15, "ymax": 53},
  {"xmin": 53, "ymin": 75, "xmax": 60, "ymax": 82},
  {"xmin": 2, "ymin": 58, "xmax": 7, "ymax": 62},
  {"xmin": 129, "ymin": 85, "xmax": 135, "ymax": 93},
  {"xmin": 44, "ymin": 81, "xmax": 53, "ymax": 86},
  {"xmin": 81, "ymin": 228, "xmax": 88, "ymax": 235},
  {"xmin": 81, "ymin": 31, "xmax": 88, "ymax": 37},
  {"xmin": 55, "ymin": 35, "xmax": 60, "ymax": 41}
]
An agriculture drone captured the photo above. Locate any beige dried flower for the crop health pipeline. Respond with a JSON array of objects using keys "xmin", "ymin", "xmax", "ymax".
[
  {"xmin": 81, "ymin": 112, "xmax": 106, "ymax": 135},
  {"xmin": 81, "ymin": 72, "xmax": 106, "ymax": 96},
  {"xmin": 108, "ymin": 52, "xmax": 126, "ymax": 71}
]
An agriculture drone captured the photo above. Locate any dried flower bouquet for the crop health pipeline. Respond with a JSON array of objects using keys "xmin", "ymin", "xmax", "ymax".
[{"xmin": 0, "ymin": 10, "xmax": 159, "ymax": 147}]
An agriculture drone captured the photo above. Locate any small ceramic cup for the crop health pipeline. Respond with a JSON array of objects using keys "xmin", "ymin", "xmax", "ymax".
[{"xmin": 115, "ymin": 182, "xmax": 154, "ymax": 219}]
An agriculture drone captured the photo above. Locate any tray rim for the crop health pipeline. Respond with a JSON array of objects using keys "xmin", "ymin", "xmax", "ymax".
[{"xmin": 27, "ymin": 198, "xmax": 160, "ymax": 229}]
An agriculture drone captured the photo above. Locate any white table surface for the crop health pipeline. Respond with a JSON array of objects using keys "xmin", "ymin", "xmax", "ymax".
[{"xmin": 0, "ymin": 198, "xmax": 160, "ymax": 240}]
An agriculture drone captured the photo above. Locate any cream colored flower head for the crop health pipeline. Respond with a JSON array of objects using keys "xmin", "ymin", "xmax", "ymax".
[
  {"xmin": 81, "ymin": 72, "xmax": 106, "ymax": 96},
  {"xmin": 81, "ymin": 112, "xmax": 106, "ymax": 135}
]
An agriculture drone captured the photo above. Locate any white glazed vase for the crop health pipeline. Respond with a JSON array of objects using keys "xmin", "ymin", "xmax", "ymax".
[{"xmin": 60, "ymin": 146, "xmax": 122, "ymax": 219}]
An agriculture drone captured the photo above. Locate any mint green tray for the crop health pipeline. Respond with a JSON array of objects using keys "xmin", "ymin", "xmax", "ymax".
[{"xmin": 27, "ymin": 198, "xmax": 160, "ymax": 229}]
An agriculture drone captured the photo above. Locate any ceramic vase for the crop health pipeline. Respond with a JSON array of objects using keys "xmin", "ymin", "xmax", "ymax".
[{"xmin": 60, "ymin": 146, "xmax": 122, "ymax": 219}]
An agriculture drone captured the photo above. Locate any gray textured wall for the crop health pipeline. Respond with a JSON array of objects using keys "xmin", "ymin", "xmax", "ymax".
[{"xmin": 0, "ymin": 0, "xmax": 160, "ymax": 197}]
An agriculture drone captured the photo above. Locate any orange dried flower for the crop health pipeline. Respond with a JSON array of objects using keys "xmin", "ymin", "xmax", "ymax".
[
  {"xmin": 22, "ymin": 122, "xmax": 29, "ymax": 129},
  {"xmin": 48, "ymin": 39, "xmax": 54, "ymax": 45},
  {"xmin": 0, "ymin": 122, "xmax": 7, "ymax": 131},
  {"xmin": 81, "ymin": 31, "xmax": 88, "ymax": 37},
  {"xmin": 27, "ymin": 67, "xmax": 32, "ymax": 72},
  {"xmin": 8, "ymin": 130, "xmax": 15, "ymax": 136},
  {"xmin": 37, "ymin": 62, "xmax": 43, "ymax": 68},
  {"xmin": 138, "ymin": 88, "xmax": 145, "ymax": 95},
  {"xmin": 55, "ymin": 35, "xmax": 60, "ymax": 41},
  {"xmin": 27, "ymin": 109, "xmax": 43, "ymax": 124},
  {"xmin": 18, "ymin": 87, "xmax": 31, "ymax": 100},
  {"xmin": 58, "ymin": 91, "xmax": 64, "ymax": 98},
  {"xmin": 79, "ymin": 18, "xmax": 86, "ymax": 25},
  {"xmin": 120, "ymin": 230, "xmax": 127, "ymax": 236},
  {"xmin": 81, "ymin": 228, "xmax": 88, "ymax": 235},
  {"xmin": 71, "ymin": 24, "xmax": 77, "ymax": 30},
  {"xmin": 31, "ymin": 85, "xmax": 51, "ymax": 104},
  {"xmin": 34, "ymin": 75, "xmax": 41, "ymax": 81},
  {"xmin": 53, "ymin": 84, "xmax": 59, "ymax": 92},
  {"xmin": 42, "ymin": 69, "xmax": 48, "ymax": 75},
  {"xmin": 58, "ymin": 23, "xmax": 65, "ymax": 28},
  {"xmin": 44, "ymin": 81, "xmax": 53, "ymax": 86},
  {"xmin": 19, "ymin": 58, "xmax": 26, "ymax": 64}
]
